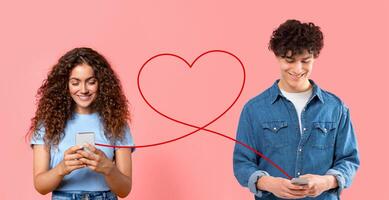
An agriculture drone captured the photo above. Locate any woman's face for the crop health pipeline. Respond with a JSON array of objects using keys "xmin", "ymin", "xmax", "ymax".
[{"xmin": 68, "ymin": 64, "xmax": 98, "ymax": 114}]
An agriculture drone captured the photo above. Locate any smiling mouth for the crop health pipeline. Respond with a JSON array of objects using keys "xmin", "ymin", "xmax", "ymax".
[
  {"xmin": 78, "ymin": 94, "xmax": 93, "ymax": 101},
  {"xmin": 288, "ymin": 72, "xmax": 305, "ymax": 80}
]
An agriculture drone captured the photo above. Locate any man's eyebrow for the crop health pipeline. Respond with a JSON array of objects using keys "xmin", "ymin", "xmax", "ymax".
[
  {"xmin": 285, "ymin": 56, "xmax": 312, "ymax": 60},
  {"xmin": 302, "ymin": 56, "xmax": 313, "ymax": 60}
]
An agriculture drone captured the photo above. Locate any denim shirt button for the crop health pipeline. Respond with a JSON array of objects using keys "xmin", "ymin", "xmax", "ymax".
[
  {"xmin": 297, "ymin": 172, "xmax": 301, "ymax": 175},
  {"xmin": 298, "ymin": 148, "xmax": 302, "ymax": 152},
  {"xmin": 303, "ymin": 128, "xmax": 307, "ymax": 131},
  {"xmin": 273, "ymin": 127, "xmax": 277, "ymax": 130}
]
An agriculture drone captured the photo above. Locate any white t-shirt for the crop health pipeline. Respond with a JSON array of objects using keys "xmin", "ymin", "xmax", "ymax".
[{"xmin": 280, "ymin": 88, "xmax": 312, "ymax": 134}]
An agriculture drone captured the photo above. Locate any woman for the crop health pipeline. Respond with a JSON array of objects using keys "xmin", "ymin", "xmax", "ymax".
[{"xmin": 28, "ymin": 47, "xmax": 134, "ymax": 200}]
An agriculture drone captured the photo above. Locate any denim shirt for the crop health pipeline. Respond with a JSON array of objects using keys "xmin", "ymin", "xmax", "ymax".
[{"xmin": 233, "ymin": 80, "xmax": 360, "ymax": 200}]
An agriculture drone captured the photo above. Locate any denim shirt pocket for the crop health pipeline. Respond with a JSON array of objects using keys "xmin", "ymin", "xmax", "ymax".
[
  {"xmin": 261, "ymin": 121, "xmax": 289, "ymax": 148},
  {"xmin": 311, "ymin": 122, "xmax": 337, "ymax": 149}
]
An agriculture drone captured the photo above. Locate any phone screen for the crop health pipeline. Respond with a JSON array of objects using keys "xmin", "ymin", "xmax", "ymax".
[
  {"xmin": 76, "ymin": 132, "xmax": 95, "ymax": 147},
  {"xmin": 291, "ymin": 178, "xmax": 309, "ymax": 185}
]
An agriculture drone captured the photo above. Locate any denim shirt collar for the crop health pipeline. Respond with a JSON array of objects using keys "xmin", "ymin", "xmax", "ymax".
[{"xmin": 269, "ymin": 79, "xmax": 325, "ymax": 104}]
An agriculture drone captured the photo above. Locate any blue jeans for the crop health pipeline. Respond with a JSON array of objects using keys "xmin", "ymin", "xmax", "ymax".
[{"xmin": 52, "ymin": 191, "xmax": 118, "ymax": 200}]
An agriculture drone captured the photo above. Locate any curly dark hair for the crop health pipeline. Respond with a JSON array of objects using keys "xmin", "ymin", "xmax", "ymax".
[
  {"xmin": 27, "ymin": 47, "xmax": 131, "ymax": 146},
  {"xmin": 269, "ymin": 19, "xmax": 324, "ymax": 58}
]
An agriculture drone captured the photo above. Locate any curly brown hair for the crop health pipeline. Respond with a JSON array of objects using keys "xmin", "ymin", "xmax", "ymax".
[
  {"xmin": 28, "ymin": 47, "xmax": 131, "ymax": 146},
  {"xmin": 269, "ymin": 19, "xmax": 324, "ymax": 58}
]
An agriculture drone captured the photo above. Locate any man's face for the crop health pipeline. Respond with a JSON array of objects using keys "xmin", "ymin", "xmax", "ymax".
[{"xmin": 277, "ymin": 50, "xmax": 314, "ymax": 92}]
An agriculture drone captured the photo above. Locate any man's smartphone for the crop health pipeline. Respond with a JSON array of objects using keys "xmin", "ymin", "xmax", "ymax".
[
  {"xmin": 291, "ymin": 177, "xmax": 309, "ymax": 185},
  {"xmin": 76, "ymin": 132, "xmax": 95, "ymax": 152}
]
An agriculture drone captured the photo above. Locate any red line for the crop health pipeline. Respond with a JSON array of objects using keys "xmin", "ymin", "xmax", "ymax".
[
  {"xmin": 95, "ymin": 127, "xmax": 292, "ymax": 179},
  {"xmin": 96, "ymin": 50, "xmax": 292, "ymax": 179}
]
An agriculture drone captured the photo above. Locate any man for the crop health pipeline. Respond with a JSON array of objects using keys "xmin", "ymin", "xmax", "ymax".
[{"xmin": 233, "ymin": 19, "xmax": 360, "ymax": 199}]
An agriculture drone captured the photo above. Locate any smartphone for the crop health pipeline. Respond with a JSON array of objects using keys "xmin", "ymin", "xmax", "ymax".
[
  {"xmin": 76, "ymin": 132, "xmax": 95, "ymax": 151},
  {"xmin": 291, "ymin": 177, "xmax": 309, "ymax": 185}
]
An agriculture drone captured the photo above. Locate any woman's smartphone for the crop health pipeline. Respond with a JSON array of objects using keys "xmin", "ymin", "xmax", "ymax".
[{"xmin": 76, "ymin": 132, "xmax": 95, "ymax": 152}]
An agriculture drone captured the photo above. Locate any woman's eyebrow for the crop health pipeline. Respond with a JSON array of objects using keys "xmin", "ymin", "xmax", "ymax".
[
  {"xmin": 69, "ymin": 76, "xmax": 96, "ymax": 81},
  {"xmin": 69, "ymin": 77, "xmax": 80, "ymax": 81},
  {"xmin": 86, "ymin": 76, "xmax": 97, "ymax": 81}
]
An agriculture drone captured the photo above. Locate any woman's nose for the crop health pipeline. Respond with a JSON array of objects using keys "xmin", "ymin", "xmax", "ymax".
[{"xmin": 80, "ymin": 83, "xmax": 89, "ymax": 94}]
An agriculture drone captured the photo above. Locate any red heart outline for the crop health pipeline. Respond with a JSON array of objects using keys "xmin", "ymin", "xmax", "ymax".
[
  {"xmin": 96, "ymin": 50, "xmax": 291, "ymax": 179},
  {"xmin": 136, "ymin": 50, "xmax": 246, "ymax": 147}
]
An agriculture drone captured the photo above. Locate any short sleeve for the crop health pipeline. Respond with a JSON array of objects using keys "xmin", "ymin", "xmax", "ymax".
[
  {"xmin": 30, "ymin": 125, "xmax": 46, "ymax": 145},
  {"xmin": 114, "ymin": 126, "xmax": 135, "ymax": 152}
]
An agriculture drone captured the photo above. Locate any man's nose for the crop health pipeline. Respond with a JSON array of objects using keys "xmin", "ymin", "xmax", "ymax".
[{"xmin": 292, "ymin": 62, "xmax": 303, "ymax": 74}]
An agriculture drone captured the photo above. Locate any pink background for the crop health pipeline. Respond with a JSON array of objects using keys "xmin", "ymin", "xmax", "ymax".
[{"xmin": 0, "ymin": 0, "xmax": 388, "ymax": 199}]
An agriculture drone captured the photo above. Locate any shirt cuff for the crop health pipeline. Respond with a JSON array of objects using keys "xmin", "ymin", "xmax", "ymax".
[
  {"xmin": 248, "ymin": 170, "xmax": 270, "ymax": 197},
  {"xmin": 326, "ymin": 169, "xmax": 346, "ymax": 195}
]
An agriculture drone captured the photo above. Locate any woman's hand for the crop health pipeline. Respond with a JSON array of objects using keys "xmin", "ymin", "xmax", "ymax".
[
  {"xmin": 59, "ymin": 145, "xmax": 86, "ymax": 176},
  {"xmin": 78, "ymin": 144, "xmax": 114, "ymax": 176}
]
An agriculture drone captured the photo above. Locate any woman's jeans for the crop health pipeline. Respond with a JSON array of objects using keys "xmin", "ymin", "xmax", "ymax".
[{"xmin": 52, "ymin": 190, "xmax": 118, "ymax": 200}]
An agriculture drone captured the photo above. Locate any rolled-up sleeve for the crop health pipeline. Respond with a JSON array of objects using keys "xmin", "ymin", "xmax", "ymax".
[
  {"xmin": 327, "ymin": 105, "xmax": 360, "ymax": 195},
  {"xmin": 233, "ymin": 105, "xmax": 269, "ymax": 197},
  {"xmin": 248, "ymin": 170, "xmax": 270, "ymax": 197},
  {"xmin": 30, "ymin": 125, "xmax": 45, "ymax": 145},
  {"xmin": 114, "ymin": 125, "xmax": 136, "ymax": 152}
]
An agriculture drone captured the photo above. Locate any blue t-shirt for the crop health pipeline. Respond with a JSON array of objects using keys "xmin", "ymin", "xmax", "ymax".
[{"xmin": 31, "ymin": 112, "xmax": 135, "ymax": 192}]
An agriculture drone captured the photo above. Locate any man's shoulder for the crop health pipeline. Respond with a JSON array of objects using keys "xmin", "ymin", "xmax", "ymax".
[
  {"xmin": 244, "ymin": 86, "xmax": 273, "ymax": 109},
  {"xmin": 319, "ymin": 87, "xmax": 348, "ymax": 108}
]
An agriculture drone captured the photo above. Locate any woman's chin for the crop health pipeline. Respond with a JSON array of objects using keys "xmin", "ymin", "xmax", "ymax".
[{"xmin": 75, "ymin": 104, "xmax": 93, "ymax": 113}]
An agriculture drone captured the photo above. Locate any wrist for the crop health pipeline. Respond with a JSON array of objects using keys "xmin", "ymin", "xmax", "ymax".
[
  {"xmin": 56, "ymin": 161, "xmax": 67, "ymax": 177},
  {"xmin": 103, "ymin": 161, "xmax": 115, "ymax": 176},
  {"xmin": 324, "ymin": 175, "xmax": 338, "ymax": 190},
  {"xmin": 257, "ymin": 175, "xmax": 273, "ymax": 192}
]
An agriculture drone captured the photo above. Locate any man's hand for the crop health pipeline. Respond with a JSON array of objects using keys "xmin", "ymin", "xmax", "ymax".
[
  {"xmin": 257, "ymin": 176, "xmax": 309, "ymax": 199},
  {"xmin": 299, "ymin": 174, "xmax": 338, "ymax": 197}
]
